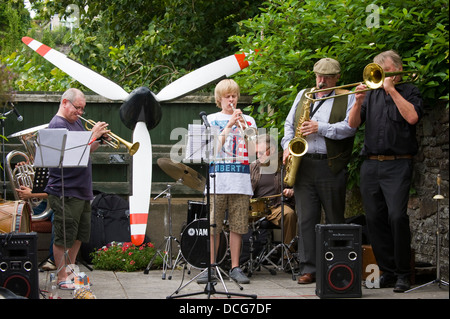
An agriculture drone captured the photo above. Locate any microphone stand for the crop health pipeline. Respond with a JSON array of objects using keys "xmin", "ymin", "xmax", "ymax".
[
  {"xmin": 1, "ymin": 103, "xmax": 24, "ymax": 200},
  {"xmin": 168, "ymin": 116, "xmax": 256, "ymax": 299}
]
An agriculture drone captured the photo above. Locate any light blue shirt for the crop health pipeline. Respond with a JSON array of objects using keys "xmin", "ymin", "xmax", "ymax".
[{"xmin": 281, "ymin": 89, "xmax": 356, "ymax": 153}]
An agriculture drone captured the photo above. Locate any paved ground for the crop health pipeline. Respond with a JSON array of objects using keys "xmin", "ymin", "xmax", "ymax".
[{"xmin": 38, "ymin": 263, "xmax": 448, "ymax": 300}]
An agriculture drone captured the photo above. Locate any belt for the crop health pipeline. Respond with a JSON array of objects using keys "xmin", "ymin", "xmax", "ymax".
[
  {"xmin": 368, "ymin": 154, "xmax": 413, "ymax": 161},
  {"xmin": 304, "ymin": 153, "xmax": 328, "ymax": 160}
]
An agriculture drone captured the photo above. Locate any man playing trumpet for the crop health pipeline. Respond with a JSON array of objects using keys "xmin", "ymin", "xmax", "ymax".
[{"xmin": 44, "ymin": 88, "xmax": 110, "ymax": 290}]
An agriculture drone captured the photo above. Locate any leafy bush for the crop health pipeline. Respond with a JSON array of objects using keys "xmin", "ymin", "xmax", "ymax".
[
  {"xmin": 91, "ymin": 241, "xmax": 162, "ymax": 272},
  {"xmin": 231, "ymin": 0, "xmax": 449, "ymax": 190}
]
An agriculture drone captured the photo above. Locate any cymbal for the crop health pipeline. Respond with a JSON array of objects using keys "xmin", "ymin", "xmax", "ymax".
[
  {"xmin": 157, "ymin": 158, "xmax": 206, "ymax": 192},
  {"xmin": 250, "ymin": 194, "xmax": 281, "ymax": 202}
]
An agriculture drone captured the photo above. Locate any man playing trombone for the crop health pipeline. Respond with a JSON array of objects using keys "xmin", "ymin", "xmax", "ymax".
[
  {"xmin": 348, "ymin": 50, "xmax": 423, "ymax": 292},
  {"xmin": 44, "ymin": 88, "xmax": 110, "ymax": 290}
]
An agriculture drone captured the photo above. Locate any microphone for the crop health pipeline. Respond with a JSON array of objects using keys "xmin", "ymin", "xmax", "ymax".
[
  {"xmin": 199, "ymin": 111, "xmax": 210, "ymax": 128},
  {"xmin": 10, "ymin": 103, "xmax": 23, "ymax": 122}
]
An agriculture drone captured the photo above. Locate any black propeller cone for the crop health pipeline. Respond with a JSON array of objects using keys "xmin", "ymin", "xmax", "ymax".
[{"xmin": 119, "ymin": 86, "xmax": 162, "ymax": 130}]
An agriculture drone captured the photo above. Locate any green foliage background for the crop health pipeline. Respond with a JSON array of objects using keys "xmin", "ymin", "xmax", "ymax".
[
  {"xmin": 1, "ymin": 0, "xmax": 449, "ymax": 194},
  {"xmin": 231, "ymin": 0, "xmax": 448, "ymax": 131}
]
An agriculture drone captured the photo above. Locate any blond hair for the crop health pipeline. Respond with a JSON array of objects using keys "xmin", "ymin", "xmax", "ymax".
[{"xmin": 214, "ymin": 79, "xmax": 240, "ymax": 108}]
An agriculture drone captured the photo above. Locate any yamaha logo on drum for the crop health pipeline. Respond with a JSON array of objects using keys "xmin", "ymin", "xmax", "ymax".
[{"xmin": 188, "ymin": 227, "xmax": 208, "ymax": 237}]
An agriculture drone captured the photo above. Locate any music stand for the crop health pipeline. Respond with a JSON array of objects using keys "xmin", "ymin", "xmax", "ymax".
[
  {"xmin": 34, "ymin": 128, "xmax": 91, "ymax": 277},
  {"xmin": 168, "ymin": 124, "xmax": 256, "ymax": 299}
]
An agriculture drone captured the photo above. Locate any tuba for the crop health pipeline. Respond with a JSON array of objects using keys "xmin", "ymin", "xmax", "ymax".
[
  {"xmin": 283, "ymin": 90, "xmax": 311, "ymax": 187},
  {"xmin": 6, "ymin": 124, "xmax": 53, "ymax": 221}
]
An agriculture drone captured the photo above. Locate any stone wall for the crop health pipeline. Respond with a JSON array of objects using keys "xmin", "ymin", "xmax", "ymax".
[{"xmin": 409, "ymin": 102, "xmax": 449, "ymax": 281}]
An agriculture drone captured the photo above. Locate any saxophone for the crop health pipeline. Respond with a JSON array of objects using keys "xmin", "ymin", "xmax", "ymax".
[{"xmin": 283, "ymin": 89, "xmax": 312, "ymax": 187}]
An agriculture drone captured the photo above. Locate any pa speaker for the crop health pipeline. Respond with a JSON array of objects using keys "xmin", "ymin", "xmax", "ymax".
[
  {"xmin": 0, "ymin": 232, "xmax": 39, "ymax": 299},
  {"xmin": 315, "ymin": 224, "xmax": 362, "ymax": 298}
]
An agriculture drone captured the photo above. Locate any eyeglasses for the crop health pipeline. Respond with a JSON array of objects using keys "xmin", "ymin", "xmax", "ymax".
[{"xmin": 66, "ymin": 99, "xmax": 85, "ymax": 114}]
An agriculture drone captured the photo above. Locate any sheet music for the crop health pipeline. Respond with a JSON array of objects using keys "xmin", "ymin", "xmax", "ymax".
[
  {"xmin": 184, "ymin": 124, "xmax": 219, "ymax": 163},
  {"xmin": 34, "ymin": 128, "xmax": 92, "ymax": 168}
]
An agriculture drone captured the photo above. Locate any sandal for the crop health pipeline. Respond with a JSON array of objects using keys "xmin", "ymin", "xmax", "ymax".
[{"xmin": 58, "ymin": 280, "xmax": 75, "ymax": 290}]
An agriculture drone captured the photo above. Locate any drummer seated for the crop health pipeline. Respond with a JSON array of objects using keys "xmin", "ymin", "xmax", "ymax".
[{"xmin": 250, "ymin": 135, "xmax": 297, "ymax": 248}]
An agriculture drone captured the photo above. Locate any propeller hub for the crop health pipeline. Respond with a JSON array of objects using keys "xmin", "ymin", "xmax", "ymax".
[{"xmin": 119, "ymin": 87, "xmax": 162, "ymax": 130}]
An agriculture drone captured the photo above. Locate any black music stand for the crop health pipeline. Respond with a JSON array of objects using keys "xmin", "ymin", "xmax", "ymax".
[
  {"xmin": 167, "ymin": 123, "xmax": 256, "ymax": 299},
  {"xmin": 34, "ymin": 128, "xmax": 92, "ymax": 276}
]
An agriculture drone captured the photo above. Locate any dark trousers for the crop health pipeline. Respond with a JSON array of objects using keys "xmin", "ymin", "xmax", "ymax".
[
  {"xmin": 360, "ymin": 159, "xmax": 412, "ymax": 278},
  {"xmin": 294, "ymin": 157, "xmax": 347, "ymax": 274}
]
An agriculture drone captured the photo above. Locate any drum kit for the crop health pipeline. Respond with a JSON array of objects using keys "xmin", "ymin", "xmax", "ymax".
[
  {"xmin": 144, "ymin": 158, "xmax": 239, "ymax": 280},
  {"xmin": 144, "ymin": 157, "xmax": 296, "ymax": 285},
  {"xmin": 143, "ymin": 158, "xmax": 208, "ymax": 279}
]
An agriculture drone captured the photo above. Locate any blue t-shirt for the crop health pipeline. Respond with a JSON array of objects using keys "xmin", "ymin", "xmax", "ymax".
[{"xmin": 44, "ymin": 115, "xmax": 94, "ymax": 200}]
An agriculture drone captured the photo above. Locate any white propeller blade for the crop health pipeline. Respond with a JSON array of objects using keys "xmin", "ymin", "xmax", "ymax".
[
  {"xmin": 22, "ymin": 37, "xmax": 129, "ymax": 101},
  {"xmin": 22, "ymin": 36, "xmax": 252, "ymax": 248},
  {"xmin": 155, "ymin": 53, "xmax": 251, "ymax": 102},
  {"xmin": 129, "ymin": 122, "xmax": 152, "ymax": 246}
]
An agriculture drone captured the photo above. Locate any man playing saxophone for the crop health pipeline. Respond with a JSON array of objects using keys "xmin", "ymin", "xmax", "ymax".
[{"xmin": 281, "ymin": 58, "xmax": 356, "ymax": 284}]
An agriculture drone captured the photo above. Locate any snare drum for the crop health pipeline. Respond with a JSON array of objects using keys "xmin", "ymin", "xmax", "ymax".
[
  {"xmin": 0, "ymin": 200, "xmax": 32, "ymax": 233},
  {"xmin": 180, "ymin": 218, "xmax": 228, "ymax": 269},
  {"xmin": 248, "ymin": 198, "xmax": 271, "ymax": 222}
]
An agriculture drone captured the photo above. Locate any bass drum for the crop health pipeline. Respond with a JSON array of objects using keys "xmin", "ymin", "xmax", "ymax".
[
  {"xmin": 0, "ymin": 200, "xmax": 32, "ymax": 233},
  {"xmin": 180, "ymin": 218, "xmax": 228, "ymax": 269}
]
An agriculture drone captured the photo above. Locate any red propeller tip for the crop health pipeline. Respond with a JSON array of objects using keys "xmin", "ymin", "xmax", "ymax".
[
  {"xmin": 234, "ymin": 53, "xmax": 250, "ymax": 70},
  {"xmin": 131, "ymin": 235, "xmax": 145, "ymax": 246},
  {"xmin": 22, "ymin": 36, "xmax": 33, "ymax": 45}
]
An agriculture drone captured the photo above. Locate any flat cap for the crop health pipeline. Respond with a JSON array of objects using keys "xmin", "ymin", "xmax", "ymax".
[{"xmin": 313, "ymin": 58, "xmax": 341, "ymax": 75}]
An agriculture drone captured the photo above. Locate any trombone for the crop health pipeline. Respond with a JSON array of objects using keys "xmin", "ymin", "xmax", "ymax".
[
  {"xmin": 78, "ymin": 115, "xmax": 140, "ymax": 155},
  {"xmin": 305, "ymin": 63, "xmax": 419, "ymax": 102}
]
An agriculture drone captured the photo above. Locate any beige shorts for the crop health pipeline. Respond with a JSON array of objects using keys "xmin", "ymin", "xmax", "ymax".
[{"xmin": 210, "ymin": 194, "xmax": 250, "ymax": 234}]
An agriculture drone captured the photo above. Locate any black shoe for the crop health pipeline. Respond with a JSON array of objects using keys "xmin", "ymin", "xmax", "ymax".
[
  {"xmin": 394, "ymin": 277, "xmax": 410, "ymax": 293},
  {"xmin": 379, "ymin": 273, "xmax": 396, "ymax": 288}
]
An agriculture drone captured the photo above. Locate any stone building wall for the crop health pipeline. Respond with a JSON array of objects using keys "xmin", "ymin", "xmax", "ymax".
[{"xmin": 409, "ymin": 102, "xmax": 449, "ymax": 281}]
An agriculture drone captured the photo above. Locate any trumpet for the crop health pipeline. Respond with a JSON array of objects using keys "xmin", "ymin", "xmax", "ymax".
[
  {"xmin": 230, "ymin": 103, "xmax": 257, "ymax": 140},
  {"xmin": 305, "ymin": 63, "xmax": 419, "ymax": 102},
  {"xmin": 78, "ymin": 115, "xmax": 140, "ymax": 155}
]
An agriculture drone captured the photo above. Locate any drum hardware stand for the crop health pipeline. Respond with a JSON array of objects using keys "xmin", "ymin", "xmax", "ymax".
[
  {"xmin": 254, "ymin": 166, "xmax": 297, "ymax": 280},
  {"xmin": 406, "ymin": 174, "xmax": 448, "ymax": 293},
  {"xmin": 144, "ymin": 180, "xmax": 182, "ymax": 279},
  {"xmin": 242, "ymin": 217, "xmax": 274, "ymax": 277},
  {"xmin": 168, "ymin": 117, "xmax": 256, "ymax": 299}
]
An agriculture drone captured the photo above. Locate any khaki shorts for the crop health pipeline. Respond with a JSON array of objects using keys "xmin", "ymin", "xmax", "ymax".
[
  {"xmin": 210, "ymin": 194, "xmax": 250, "ymax": 234},
  {"xmin": 48, "ymin": 195, "xmax": 91, "ymax": 247}
]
